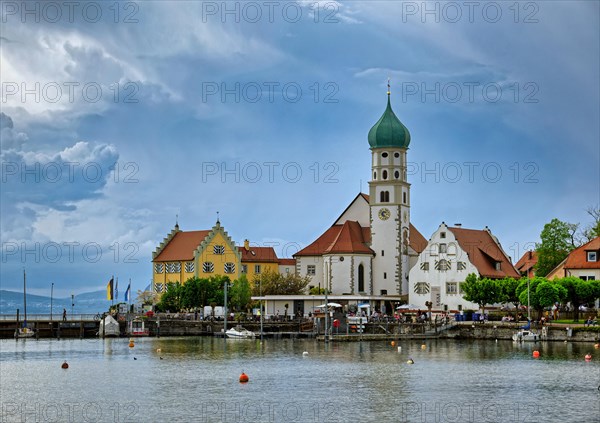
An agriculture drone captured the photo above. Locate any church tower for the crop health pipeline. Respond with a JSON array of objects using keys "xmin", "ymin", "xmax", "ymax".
[{"xmin": 368, "ymin": 85, "xmax": 411, "ymax": 296}]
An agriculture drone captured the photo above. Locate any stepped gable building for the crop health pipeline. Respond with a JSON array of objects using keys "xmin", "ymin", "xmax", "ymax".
[
  {"xmin": 408, "ymin": 222, "xmax": 520, "ymax": 311},
  {"xmin": 151, "ymin": 220, "xmax": 289, "ymax": 293}
]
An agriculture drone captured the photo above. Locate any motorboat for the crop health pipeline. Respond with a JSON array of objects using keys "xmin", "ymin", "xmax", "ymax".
[
  {"xmin": 15, "ymin": 327, "xmax": 35, "ymax": 339},
  {"xmin": 98, "ymin": 315, "xmax": 121, "ymax": 337},
  {"xmin": 225, "ymin": 326, "xmax": 255, "ymax": 339},
  {"xmin": 512, "ymin": 329, "xmax": 539, "ymax": 342}
]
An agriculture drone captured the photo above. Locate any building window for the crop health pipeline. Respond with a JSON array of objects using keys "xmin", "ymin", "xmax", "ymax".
[
  {"xmin": 394, "ymin": 170, "xmax": 400, "ymax": 179},
  {"xmin": 383, "ymin": 272, "xmax": 387, "ymax": 279},
  {"xmin": 580, "ymin": 276, "xmax": 596, "ymax": 281},
  {"xmin": 403, "ymin": 192, "xmax": 407, "ymax": 204},
  {"xmin": 440, "ymin": 232, "xmax": 446, "ymax": 239},
  {"xmin": 414, "ymin": 282, "xmax": 430, "ymax": 295},
  {"xmin": 203, "ymin": 262, "xmax": 214, "ymax": 273},
  {"xmin": 285, "ymin": 267, "xmax": 290, "ymax": 274},
  {"xmin": 588, "ymin": 251, "xmax": 598, "ymax": 262},
  {"xmin": 339, "ymin": 256, "xmax": 345, "ymax": 262},
  {"xmin": 373, "ymin": 172, "xmax": 377, "ymax": 180},
  {"xmin": 154, "ymin": 263, "xmax": 164, "ymax": 274},
  {"xmin": 358, "ymin": 263, "xmax": 365, "ymax": 292},
  {"xmin": 307, "ymin": 265, "xmax": 316, "ymax": 276},
  {"xmin": 241, "ymin": 264, "xmax": 248, "ymax": 274},
  {"xmin": 439, "ymin": 243, "xmax": 447, "ymax": 253},
  {"xmin": 213, "ymin": 245, "xmax": 225, "ymax": 255},
  {"xmin": 446, "ymin": 282, "xmax": 458, "ymax": 294},
  {"xmin": 435, "ymin": 259, "xmax": 450, "ymax": 271},
  {"xmin": 224, "ymin": 262, "xmax": 235, "ymax": 274},
  {"xmin": 382, "ymin": 170, "xmax": 388, "ymax": 180},
  {"xmin": 254, "ymin": 264, "xmax": 261, "ymax": 274},
  {"xmin": 381, "ymin": 250, "xmax": 384, "ymax": 257},
  {"xmin": 457, "ymin": 261, "xmax": 466, "ymax": 271},
  {"xmin": 394, "ymin": 152, "xmax": 400, "ymax": 158},
  {"xmin": 185, "ymin": 262, "xmax": 195, "ymax": 273},
  {"xmin": 420, "ymin": 262, "xmax": 430, "ymax": 271},
  {"xmin": 382, "ymin": 152, "xmax": 388, "ymax": 158},
  {"xmin": 155, "ymin": 283, "xmax": 164, "ymax": 293},
  {"xmin": 166, "ymin": 262, "xmax": 181, "ymax": 273},
  {"xmin": 495, "ymin": 262, "xmax": 502, "ymax": 271}
]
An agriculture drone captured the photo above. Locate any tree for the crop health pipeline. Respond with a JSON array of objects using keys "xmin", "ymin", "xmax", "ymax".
[
  {"xmin": 516, "ymin": 277, "xmax": 565, "ymax": 319},
  {"xmin": 558, "ymin": 277, "xmax": 600, "ymax": 322},
  {"xmin": 156, "ymin": 283, "xmax": 183, "ymax": 312},
  {"xmin": 229, "ymin": 274, "xmax": 252, "ymax": 311},
  {"xmin": 581, "ymin": 206, "xmax": 600, "ymax": 242},
  {"xmin": 535, "ymin": 218, "xmax": 578, "ymax": 276},
  {"xmin": 498, "ymin": 277, "xmax": 521, "ymax": 316},
  {"xmin": 252, "ymin": 269, "xmax": 311, "ymax": 295},
  {"xmin": 136, "ymin": 289, "xmax": 156, "ymax": 307},
  {"xmin": 461, "ymin": 274, "xmax": 500, "ymax": 314}
]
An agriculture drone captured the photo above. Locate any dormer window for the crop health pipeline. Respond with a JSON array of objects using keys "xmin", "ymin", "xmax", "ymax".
[
  {"xmin": 588, "ymin": 251, "xmax": 598, "ymax": 262},
  {"xmin": 495, "ymin": 262, "xmax": 502, "ymax": 271}
]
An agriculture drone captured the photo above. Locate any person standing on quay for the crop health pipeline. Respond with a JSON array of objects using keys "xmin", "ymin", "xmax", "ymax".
[{"xmin": 62, "ymin": 308, "xmax": 67, "ymax": 322}]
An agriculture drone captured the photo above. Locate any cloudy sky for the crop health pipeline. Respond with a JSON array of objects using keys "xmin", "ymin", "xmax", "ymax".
[{"xmin": 1, "ymin": 1, "xmax": 598, "ymax": 298}]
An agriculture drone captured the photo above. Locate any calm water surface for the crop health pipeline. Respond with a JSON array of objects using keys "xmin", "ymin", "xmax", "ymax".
[{"xmin": 0, "ymin": 337, "xmax": 598, "ymax": 423}]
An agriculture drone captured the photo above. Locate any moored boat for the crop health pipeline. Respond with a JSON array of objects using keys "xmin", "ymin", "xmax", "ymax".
[{"xmin": 225, "ymin": 326, "xmax": 255, "ymax": 339}]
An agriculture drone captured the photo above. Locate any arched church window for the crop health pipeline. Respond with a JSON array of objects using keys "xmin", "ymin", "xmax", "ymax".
[
  {"xmin": 373, "ymin": 172, "xmax": 377, "ymax": 180},
  {"xmin": 384, "ymin": 191, "xmax": 390, "ymax": 202},
  {"xmin": 358, "ymin": 264, "xmax": 365, "ymax": 292},
  {"xmin": 380, "ymin": 191, "xmax": 385, "ymax": 202},
  {"xmin": 403, "ymin": 192, "xmax": 407, "ymax": 203},
  {"xmin": 394, "ymin": 170, "xmax": 400, "ymax": 179},
  {"xmin": 382, "ymin": 170, "xmax": 388, "ymax": 180}
]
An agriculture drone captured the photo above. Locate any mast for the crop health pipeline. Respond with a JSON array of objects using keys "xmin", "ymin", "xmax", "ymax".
[{"xmin": 23, "ymin": 269, "xmax": 27, "ymax": 327}]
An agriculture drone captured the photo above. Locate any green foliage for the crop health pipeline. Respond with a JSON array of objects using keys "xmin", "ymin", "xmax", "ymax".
[
  {"xmin": 252, "ymin": 269, "xmax": 311, "ymax": 295},
  {"xmin": 535, "ymin": 218, "xmax": 577, "ymax": 276},
  {"xmin": 461, "ymin": 274, "xmax": 500, "ymax": 312},
  {"xmin": 557, "ymin": 277, "xmax": 600, "ymax": 321},
  {"xmin": 499, "ymin": 277, "xmax": 521, "ymax": 307},
  {"xmin": 516, "ymin": 277, "xmax": 566, "ymax": 318},
  {"xmin": 156, "ymin": 283, "xmax": 182, "ymax": 312},
  {"xmin": 229, "ymin": 274, "xmax": 252, "ymax": 311},
  {"xmin": 309, "ymin": 286, "xmax": 326, "ymax": 295}
]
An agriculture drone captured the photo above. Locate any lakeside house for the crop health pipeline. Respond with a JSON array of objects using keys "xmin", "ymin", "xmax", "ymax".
[
  {"xmin": 546, "ymin": 236, "xmax": 600, "ymax": 281},
  {"xmin": 408, "ymin": 223, "xmax": 520, "ymax": 311},
  {"xmin": 515, "ymin": 250, "xmax": 538, "ymax": 278}
]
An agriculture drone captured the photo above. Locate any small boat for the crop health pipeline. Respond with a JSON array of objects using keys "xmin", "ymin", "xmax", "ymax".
[
  {"xmin": 225, "ymin": 326, "xmax": 255, "ymax": 339},
  {"xmin": 512, "ymin": 329, "xmax": 539, "ymax": 342},
  {"xmin": 129, "ymin": 318, "xmax": 149, "ymax": 337},
  {"xmin": 98, "ymin": 315, "xmax": 121, "ymax": 337},
  {"xmin": 16, "ymin": 269, "xmax": 35, "ymax": 339}
]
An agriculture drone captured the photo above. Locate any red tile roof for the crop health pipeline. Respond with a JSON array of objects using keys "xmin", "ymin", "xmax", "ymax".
[
  {"xmin": 409, "ymin": 223, "xmax": 427, "ymax": 253},
  {"xmin": 153, "ymin": 230, "xmax": 210, "ymax": 262},
  {"xmin": 448, "ymin": 227, "xmax": 520, "ymax": 279},
  {"xmin": 237, "ymin": 246, "xmax": 279, "ymax": 263},
  {"xmin": 564, "ymin": 237, "xmax": 600, "ymax": 269},
  {"xmin": 515, "ymin": 250, "xmax": 537, "ymax": 273},
  {"xmin": 278, "ymin": 258, "xmax": 296, "ymax": 266},
  {"xmin": 294, "ymin": 221, "xmax": 374, "ymax": 256}
]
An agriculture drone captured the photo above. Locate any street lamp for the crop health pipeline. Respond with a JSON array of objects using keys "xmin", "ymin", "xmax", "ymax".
[{"xmin": 50, "ymin": 282, "xmax": 54, "ymax": 322}]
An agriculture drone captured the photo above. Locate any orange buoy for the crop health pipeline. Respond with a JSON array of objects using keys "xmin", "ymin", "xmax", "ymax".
[
  {"xmin": 239, "ymin": 372, "xmax": 249, "ymax": 383},
  {"xmin": 532, "ymin": 350, "xmax": 540, "ymax": 358},
  {"xmin": 129, "ymin": 341, "xmax": 135, "ymax": 348},
  {"xmin": 61, "ymin": 361, "xmax": 69, "ymax": 369},
  {"xmin": 391, "ymin": 341, "xmax": 396, "ymax": 346},
  {"xmin": 585, "ymin": 354, "xmax": 592, "ymax": 362}
]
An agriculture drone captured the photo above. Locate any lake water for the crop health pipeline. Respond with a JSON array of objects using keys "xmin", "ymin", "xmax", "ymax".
[{"xmin": 0, "ymin": 337, "xmax": 598, "ymax": 423}]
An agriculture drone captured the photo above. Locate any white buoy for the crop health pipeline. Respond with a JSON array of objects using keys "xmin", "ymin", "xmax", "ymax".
[{"xmin": 303, "ymin": 351, "xmax": 309, "ymax": 356}]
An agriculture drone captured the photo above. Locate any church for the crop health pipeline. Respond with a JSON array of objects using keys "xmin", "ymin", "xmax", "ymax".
[{"xmin": 151, "ymin": 88, "xmax": 519, "ymax": 316}]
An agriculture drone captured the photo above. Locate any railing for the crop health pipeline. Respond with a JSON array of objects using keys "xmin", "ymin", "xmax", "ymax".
[{"xmin": 0, "ymin": 314, "xmax": 100, "ymax": 321}]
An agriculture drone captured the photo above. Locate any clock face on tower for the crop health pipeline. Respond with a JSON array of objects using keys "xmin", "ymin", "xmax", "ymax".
[{"xmin": 378, "ymin": 208, "xmax": 391, "ymax": 221}]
